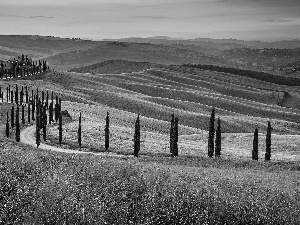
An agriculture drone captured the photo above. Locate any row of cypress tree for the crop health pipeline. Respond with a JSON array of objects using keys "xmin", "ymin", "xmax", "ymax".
[
  {"xmin": 5, "ymin": 86, "xmax": 62, "ymax": 147},
  {"xmin": 3, "ymin": 85, "xmax": 273, "ymax": 160},
  {"xmin": 208, "ymin": 107, "xmax": 272, "ymax": 161}
]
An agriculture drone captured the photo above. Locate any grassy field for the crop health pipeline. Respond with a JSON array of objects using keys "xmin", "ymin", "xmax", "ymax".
[
  {"xmin": 2, "ymin": 66, "xmax": 300, "ymax": 223},
  {"xmin": 1, "ymin": 138, "xmax": 300, "ymax": 224}
]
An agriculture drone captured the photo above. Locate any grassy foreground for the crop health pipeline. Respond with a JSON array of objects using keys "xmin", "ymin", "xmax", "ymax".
[{"xmin": 1, "ymin": 138, "xmax": 300, "ymax": 224}]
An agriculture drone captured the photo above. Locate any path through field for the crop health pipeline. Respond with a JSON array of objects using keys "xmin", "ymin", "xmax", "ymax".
[{"xmin": 20, "ymin": 125, "xmax": 132, "ymax": 159}]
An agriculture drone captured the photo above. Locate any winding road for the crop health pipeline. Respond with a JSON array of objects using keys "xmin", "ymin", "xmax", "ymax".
[{"xmin": 20, "ymin": 125, "xmax": 132, "ymax": 158}]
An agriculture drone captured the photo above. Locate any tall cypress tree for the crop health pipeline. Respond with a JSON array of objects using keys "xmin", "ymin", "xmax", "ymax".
[
  {"xmin": 15, "ymin": 105, "xmax": 20, "ymax": 142},
  {"xmin": 28, "ymin": 102, "xmax": 31, "ymax": 123},
  {"xmin": 105, "ymin": 112, "xmax": 109, "ymax": 150},
  {"xmin": 42, "ymin": 105, "xmax": 47, "ymax": 141},
  {"xmin": 265, "ymin": 121, "xmax": 272, "ymax": 161},
  {"xmin": 32, "ymin": 97, "xmax": 35, "ymax": 121},
  {"xmin": 25, "ymin": 86, "xmax": 28, "ymax": 103},
  {"xmin": 170, "ymin": 113, "xmax": 175, "ymax": 154},
  {"xmin": 49, "ymin": 102, "xmax": 53, "ymax": 124},
  {"xmin": 20, "ymin": 87, "xmax": 24, "ymax": 106},
  {"xmin": 215, "ymin": 118, "xmax": 221, "ymax": 157},
  {"xmin": 36, "ymin": 88, "xmax": 39, "ymax": 101},
  {"xmin": 11, "ymin": 106, "xmax": 14, "ymax": 128},
  {"xmin": 22, "ymin": 104, "xmax": 25, "ymax": 124},
  {"xmin": 6, "ymin": 86, "xmax": 8, "ymax": 102},
  {"xmin": 46, "ymin": 91, "xmax": 49, "ymax": 109},
  {"xmin": 11, "ymin": 90, "xmax": 14, "ymax": 103},
  {"xmin": 78, "ymin": 112, "xmax": 82, "ymax": 148},
  {"xmin": 42, "ymin": 91, "xmax": 44, "ymax": 105},
  {"xmin": 173, "ymin": 117, "xmax": 179, "ymax": 157},
  {"xmin": 252, "ymin": 127, "xmax": 259, "ymax": 160},
  {"xmin": 6, "ymin": 112, "xmax": 9, "ymax": 138},
  {"xmin": 133, "ymin": 114, "xmax": 140, "ymax": 157},
  {"xmin": 59, "ymin": 112, "xmax": 62, "ymax": 145},
  {"xmin": 208, "ymin": 107, "xmax": 215, "ymax": 158},
  {"xmin": 8, "ymin": 85, "xmax": 10, "ymax": 101},
  {"xmin": 36, "ymin": 109, "xmax": 40, "ymax": 148},
  {"xmin": 15, "ymin": 84, "xmax": 18, "ymax": 105},
  {"xmin": 39, "ymin": 99, "xmax": 44, "ymax": 129}
]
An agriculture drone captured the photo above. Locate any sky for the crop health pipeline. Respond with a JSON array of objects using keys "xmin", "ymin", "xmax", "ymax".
[{"xmin": 0, "ymin": 0, "xmax": 300, "ymax": 41}]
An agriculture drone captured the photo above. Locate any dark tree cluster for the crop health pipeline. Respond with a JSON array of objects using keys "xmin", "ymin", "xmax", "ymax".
[{"xmin": 0, "ymin": 54, "xmax": 50, "ymax": 79}]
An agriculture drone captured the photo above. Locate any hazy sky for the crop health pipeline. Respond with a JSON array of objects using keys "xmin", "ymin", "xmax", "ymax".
[{"xmin": 0, "ymin": 0, "xmax": 299, "ymax": 40}]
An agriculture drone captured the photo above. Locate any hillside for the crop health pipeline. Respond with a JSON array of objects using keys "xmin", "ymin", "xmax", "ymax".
[
  {"xmin": 69, "ymin": 60, "xmax": 163, "ymax": 74},
  {"xmin": 0, "ymin": 35, "xmax": 97, "ymax": 60},
  {"xmin": 2, "ymin": 50, "xmax": 300, "ymax": 223}
]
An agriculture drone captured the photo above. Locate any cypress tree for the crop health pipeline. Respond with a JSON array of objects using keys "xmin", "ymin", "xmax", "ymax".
[
  {"xmin": 78, "ymin": 112, "xmax": 82, "ymax": 148},
  {"xmin": 42, "ymin": 91, "xmax": 44, "ymax": 105},
  {"xmin": 252, "ymin": 127, "xmax": 259, "ymax": 160},
  {"xmin": 36, "ymin": 88, "xmax": 39, "ymax": 100},
  {"xmin": 42, "ymin": 105, "xmax": 47, "ymax": 141},
  {"xmin": 15, "ymin": 105, "xmax": 20, "ymax": 142},
  {"xmin": 15, "ymin": 84, "xmax": 18, "ymax": 105},
  {"xmin": 22, "ymin": 104, "xmax": 25, "ymax": 124},
  {"xmin": 133, "ymin": 114, "xmax": 140, "ymax": 157},
  {"xmin": 173, "ymin": 117, "xmax": 179, "ymax": 157},
  {"xmin": 32, "ymin": 97, "xmax": 35, "ymax": 121},
  {"xmin": 170, "ymin": 113, "xmax": 175, "ymax": 154},
  {"xmin": 20, "ymin": 87, "xmax": 24, "ymax": 105},
  {"xmin": 28, "ymin": 102, "xmax": 31, "ymax": 123},
  {"xmin": 265, "ymin": 121, "xmax": 272, "ymax": 161},
  {"xmin": 46, "ymin": 91, "xmax": 49, "ymax": 109},
  {"xmin": 208, "ymin": 107, "xmax": 215, "ymax": 158},
  {"xmin": 40, "ymin": 99, "xmax": 44, "ymax": 129},
  {"xmin": 6, "ymin": 112, "xmax": 9, "ymax": 138},
  {"xmin": 11, "ymin": 90, "xmax": 13, "ymax": 103},
  {"xmin": 6, "ymin": 86, "xmax": 8, "ymax": 102},
  {"xmin": 25, "ymin": 86, "xmax": 28, "ymax": 103},
  {"xmin": 59, "ymin": 112, "xmax": 62, "ymax": 145},
  {"xmin": 36, "ymin": 111, "xmax": 40, "ymax": 148},
  {"xmin": 105, "ymin": 112, "xmax": 109, "ymax": 150},
  {"xmin": 49, "ymin": 102, "xmax": 53, "ymax": 124},
  {"xmin": 215, "ymin": 118, "xmax": 221, "ymax": 157},
  {"xmin": 11, "ymin": 106, "xmax": 14, "ymax": 128},
  {"xmin": 8, "ymin": 85, "xmax": 10, "ymax": 101}
]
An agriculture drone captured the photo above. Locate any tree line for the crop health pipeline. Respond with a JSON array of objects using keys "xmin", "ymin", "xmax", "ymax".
[{"xmin": 0, "ymin": 54, "xmax": 49, "ymax": 79}]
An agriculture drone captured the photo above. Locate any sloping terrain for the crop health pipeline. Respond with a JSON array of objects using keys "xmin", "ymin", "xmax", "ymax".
[
  {"xmin": 42, "ymin": 66, "xmax": 300, "ymax": 134},
  {"xmin": 0, "ymin": 35, "xmax": 97, "ymax": 60},
  {"xmin": 69, "ymin": 60, "xmax": 163, "ymax": 74}
]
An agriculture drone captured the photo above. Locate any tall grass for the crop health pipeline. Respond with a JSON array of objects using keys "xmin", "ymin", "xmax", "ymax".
[{"xmin": 1, "ymin": 142, "xmax": 300, "ymax": 224}]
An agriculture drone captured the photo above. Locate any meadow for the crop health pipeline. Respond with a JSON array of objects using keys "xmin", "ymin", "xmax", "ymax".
[{"xmin": 2, "ymin": 64, "xmax": 300, "ymax": 224}]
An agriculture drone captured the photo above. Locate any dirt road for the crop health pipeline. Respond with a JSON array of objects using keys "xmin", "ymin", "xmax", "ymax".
[{"xmin": 20, "ymin": 125, "xmax": 132, "ymax": 158}]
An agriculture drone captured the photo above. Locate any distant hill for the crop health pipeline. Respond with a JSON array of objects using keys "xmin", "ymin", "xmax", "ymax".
[
  {"xmin": 117, "ymin": 37, "xmax": 300, "ymax": 49},
  {"xmin": 0, "ymin": 35, "xmax": 97, "ymax": 60},
  {"xmin": 69, "ymin": 60, "xmax": 163, "ymax": 74},
  {"xmin": 1, "ymin": 35, "xmax": 300, "ymax": 72}
]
